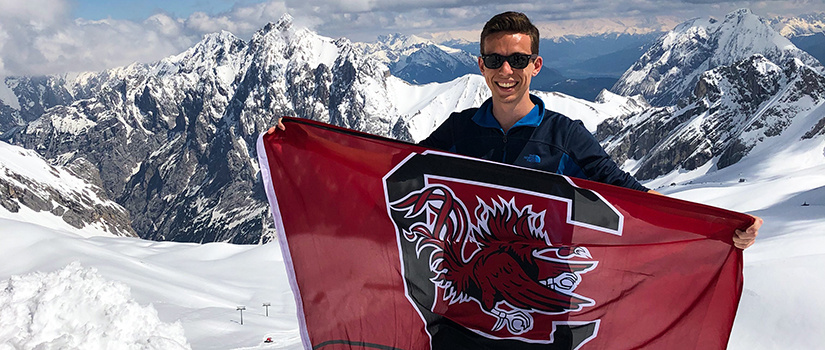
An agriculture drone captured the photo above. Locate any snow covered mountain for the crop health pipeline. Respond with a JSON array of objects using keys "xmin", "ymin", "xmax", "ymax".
[
  {"xmin": 0, "ymin": 75, "xmax": 76, "ymax": 133},
  {"xmin": 0, "ymin": 15, "xmax": 491, "ymax": 244},
  {"xmin": 1, "ymin": 9, "xmax": 822, "ymax": 244},
  {"xmin": 599, "ymin": 10, "xmax": 825, "ymax": 181},
  {"xmin": 357, "ymin": 34, "xmax": 478, "ymax": 85},
  {"xmin": 1, "ymin": 8, "xmax": 824, "ymax": 349},
  {"xmin": 612, "ymin": 8, "xmax": 822, "ymax": 106},
  {"xmin": 769, "ymin": 12, "xmax": 825, "ymax": 38},
  {"xmin": 0, "ymin": 141, "xmax": 135, "ymax": 237}
]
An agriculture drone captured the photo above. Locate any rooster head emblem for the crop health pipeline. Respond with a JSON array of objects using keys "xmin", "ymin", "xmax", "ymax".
[{"xmin": 390, "ymin": 184, "xmax": 598, "ymax": 337}]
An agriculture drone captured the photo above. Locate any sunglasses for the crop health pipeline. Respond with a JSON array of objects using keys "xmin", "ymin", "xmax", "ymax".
[{"xmin": 481, "ymin": 53, "xmax": 538, "ymax": 69}]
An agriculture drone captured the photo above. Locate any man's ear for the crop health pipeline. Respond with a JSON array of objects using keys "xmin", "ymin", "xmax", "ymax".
[
  {"xmin": 478, "ymin": 56, "xmax": 485, "ymax": 74},
  {"xmin": 532, "ymin": 56, "xmax": 543, "ymax": 77}
]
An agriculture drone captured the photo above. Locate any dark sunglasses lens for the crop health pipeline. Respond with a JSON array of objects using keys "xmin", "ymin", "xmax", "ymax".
[
  {"xmin": 509, "ymin": 54, "xmax": 530, "ymax": 69},
  {"xmin": 483, "ymin": 55, "xmax": 504, "ymax": 69},
  {"xmin": 483, "ymin": 54, "xmax": 532, "ymax": 69}
]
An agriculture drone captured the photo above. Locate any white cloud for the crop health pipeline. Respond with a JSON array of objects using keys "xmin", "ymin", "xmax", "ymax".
[
  {"xmin": 0, "ymin": 0, "xmax": 197, "ymax": 76},
  {"xmin": 0, "ymin": 0, "xmax": 290, "ymax": 77},
  {"xmin": 0, "ymin": 0, "xmax": 69, "ymax": 24}
]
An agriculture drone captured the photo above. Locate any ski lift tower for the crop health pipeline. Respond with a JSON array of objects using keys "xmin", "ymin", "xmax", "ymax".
[
  {"xmin": 237, "ymin": 306, "xmax": 246, "ymax": 325},
  {"xmin": 263, "ymin": 302, "xmax": 271, "ymax": 317}
]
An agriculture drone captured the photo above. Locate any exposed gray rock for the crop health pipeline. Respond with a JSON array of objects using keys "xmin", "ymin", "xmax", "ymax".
[
  {"xmin": 602, "ymin": 54, "xmax": 825, "ymax": 180},
  {"xmin": 0, "ymin": 141, "xmax": 136, "ymax": 236}
]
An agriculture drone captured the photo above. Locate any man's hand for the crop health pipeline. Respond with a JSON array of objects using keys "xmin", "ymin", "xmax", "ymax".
[
  {"xmin": 267, "ymin": 117, "xmax": 286, "ymax": 134},
  {"xmin": 734, "ymin": 215, "xmax": 761, "ymax": 250}
]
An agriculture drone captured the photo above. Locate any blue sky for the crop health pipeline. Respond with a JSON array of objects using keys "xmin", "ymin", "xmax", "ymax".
[{"xmin": 1, "ymin": 0, "xmax": 824, "ymax": 76}]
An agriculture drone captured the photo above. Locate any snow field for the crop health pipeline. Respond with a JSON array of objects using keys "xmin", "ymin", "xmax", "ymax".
[
  {"xmin": 0, "ymin": 262, "xmax": 189, "ymax": 350},
  {"xmin": 0, "ymin": 219, "xmax": 301, "ymax": 350}
]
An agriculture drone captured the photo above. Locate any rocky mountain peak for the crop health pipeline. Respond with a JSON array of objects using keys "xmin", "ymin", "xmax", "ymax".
[
  {"xmin": 358, "ymin": 33, "xmax": 478, "ymax": 85},
  {"xmin": 1, "ymin": 18, "xmax": 476, "ymax": 244},
  {"xmin": 276, "ymin": 13, "xmax": 294, "ymax": 32},
  {"xmin": 611, "ymin": 8, "xmax": 821, "ymax": 106},
  {"xmin": 726, "ymin": 8, "xmax": 754, "ymax": 20},
  {"xmin": 601, "ymin": 49, "xmax": 825, "ymax": 180},
  {"xmin": 256, "ymin": 13, "xmax": 295, "ymax": 40}
]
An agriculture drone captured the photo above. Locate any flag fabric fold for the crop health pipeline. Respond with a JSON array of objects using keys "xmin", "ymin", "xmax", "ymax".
[{"xmin": 257, "ymin": 117, "xmax": 752, "ymax": 350}]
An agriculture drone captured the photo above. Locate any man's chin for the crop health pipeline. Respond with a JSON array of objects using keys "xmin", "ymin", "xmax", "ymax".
[{"xmin": 492, "ymin": 91, "xmax": 524, "ymax": 103}]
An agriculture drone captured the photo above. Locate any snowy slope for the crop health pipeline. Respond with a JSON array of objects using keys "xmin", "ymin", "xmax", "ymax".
[
  {"xmin": 651, "ymin": 121, "xmax": 825, "ymax": 350},
  {"xmin": 537, "ymin": 89, "xmax": 648, "ymax": 131},
  {"xmin": 0, "ymin": 261, "xmax": 190, "ymax": 349},
  {"xmin": 0, "ymin": 218, "xmax": 301, "ymax": 350},
  {"xmin": 387, "ymin": 75, "xmax": 641, "ymax": 143}
]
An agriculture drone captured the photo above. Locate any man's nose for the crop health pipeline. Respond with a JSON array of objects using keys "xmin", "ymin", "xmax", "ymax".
[{"xmin": 499, "ymin": 60, "xmax": 514, "ymax": 74}]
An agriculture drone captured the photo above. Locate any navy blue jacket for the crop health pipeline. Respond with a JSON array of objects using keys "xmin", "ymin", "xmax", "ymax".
[{"xmin": 419, "ymin": 95, "xmax": 648, "ymax": 192}]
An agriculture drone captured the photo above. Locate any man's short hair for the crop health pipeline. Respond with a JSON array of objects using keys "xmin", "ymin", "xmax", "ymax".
[{"xmin": 480, "ymin": 12, "xmax": 540, "ymax": 55}]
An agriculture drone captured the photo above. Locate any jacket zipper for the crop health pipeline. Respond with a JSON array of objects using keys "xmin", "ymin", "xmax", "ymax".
[{"xmin": 502, "ymin": 130, "xmax": 508, "ymax": 162}]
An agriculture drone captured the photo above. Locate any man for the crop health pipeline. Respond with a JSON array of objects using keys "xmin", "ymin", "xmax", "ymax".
[
  {"xmin": 268, "ymin": 11, "xmax": 760, "ymax": 248},
  {"xmin": 419, "ymin": 11, "xmax": 647, "ymax": 192},
  {"xmin": 418, "ymin": 11, "xmax": 760, "ymax": 249}
]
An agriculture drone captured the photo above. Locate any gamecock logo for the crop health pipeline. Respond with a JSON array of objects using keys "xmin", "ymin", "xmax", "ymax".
[
  {"xmin": 393, "ymin": 184, "xmax": 598, "ymax": 332},
  {"xmin": 384, "ymin": 152, "xmax": 622, "ymax": 350}
]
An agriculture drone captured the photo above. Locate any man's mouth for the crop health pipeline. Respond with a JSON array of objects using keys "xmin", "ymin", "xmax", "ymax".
[{"xmin": 496, "ymin": 81, "xmax": 517, "ymax": 89}]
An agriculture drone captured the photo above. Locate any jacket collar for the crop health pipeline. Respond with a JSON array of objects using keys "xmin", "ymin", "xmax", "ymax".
[{"xmin": 472, "ymin": 94, "xmax": 545, "ymax": 131}]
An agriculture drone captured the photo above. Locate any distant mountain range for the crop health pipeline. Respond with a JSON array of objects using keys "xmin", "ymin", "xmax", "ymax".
[
  {"xmin": 372, "ymin": 12, "xmax": 825, "ymax": 101},
  {"xmin": 381, "ymin": 32, "xmax": 661, "ymax": 101},
  {"xmin": 1, "ymin": 9, "xmax": 824, "ymax": 244}
]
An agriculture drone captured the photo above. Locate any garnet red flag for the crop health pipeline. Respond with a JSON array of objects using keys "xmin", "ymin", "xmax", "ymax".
[{"xmin": 257, "ymin": 117, "xmax": 753, "ymax": 350}]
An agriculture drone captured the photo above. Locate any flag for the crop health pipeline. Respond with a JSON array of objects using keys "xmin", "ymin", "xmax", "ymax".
[{"xmin": 257, "ymin": 117, "xmax": 753, "ymax": 350}]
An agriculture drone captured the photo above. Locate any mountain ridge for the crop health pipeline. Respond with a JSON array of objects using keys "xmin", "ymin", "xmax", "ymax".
[
  {"xmin": 1, "ymin": 10, "xmax": 823, "ymax": 244},
  {"xmin": 0, "ymin": 15, "xmax": 492, "ymax": 243}
]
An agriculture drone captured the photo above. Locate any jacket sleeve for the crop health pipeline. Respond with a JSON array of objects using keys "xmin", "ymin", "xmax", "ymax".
[
  {"xmin": 418, "ymin": 112, "xmax": 459, "ymax": 151},
  {"xmin": 565, "ymin": 120, "xmax": 649, "ymax": 192}
]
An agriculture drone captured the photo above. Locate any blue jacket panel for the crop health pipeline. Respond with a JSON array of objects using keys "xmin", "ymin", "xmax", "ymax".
[{"xmin": 419, "ymin": 96, "xmax": 648, "ymax": 192}]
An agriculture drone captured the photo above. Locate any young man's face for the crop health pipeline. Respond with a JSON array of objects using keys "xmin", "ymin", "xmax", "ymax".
[{"xmin": 478, "ymin": 32, "xmax": 542, "ymax": 106}]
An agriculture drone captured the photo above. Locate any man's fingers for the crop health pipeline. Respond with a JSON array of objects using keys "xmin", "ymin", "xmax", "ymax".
[
  {"xmin": 733, "ymin": 230, "xmax": 755, "ymax": 249},
  {"xmin": 736, "ymin": 227, "xmax": 757, "ymax": 240},
  {"xmin": 747, "ymin": 215, "xmax": 763, "ymax": 235},
  {"xmin": 733, "ymin": 215, "xmax": 762, "ymax": 250},
  {"xmin": 266, "ymin": 117, "xmax": 287, "ymax": 134}
]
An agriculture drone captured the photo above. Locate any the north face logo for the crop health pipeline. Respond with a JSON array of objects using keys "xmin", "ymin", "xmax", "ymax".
[{"xmin": 524, "ymin": 154, "xmax": 541, "ymax": 163}]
